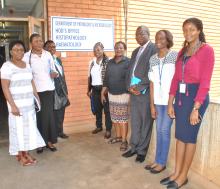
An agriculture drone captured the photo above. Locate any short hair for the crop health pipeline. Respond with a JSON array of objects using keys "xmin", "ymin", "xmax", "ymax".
[
  {"xmin": 44, "ymin": 40, "xmax": 55, "ymax": 49},
  {"xmin": 156, "ymin": 30, "xmax": 174, "ymax": 49},
  {"xmin": 136, "ymin": 25, "xmax": 150, "ymax": 37},
  {"xmin": 29, "ymin": 33, "xmax": 41, "ymax": 43},
  {"xmin": 114, "ymin": 41, "xmax": 127, "ymax": 50},
  {"xmin": 9, "ymin": 40, "xmax": 26, "ymax": 58}
]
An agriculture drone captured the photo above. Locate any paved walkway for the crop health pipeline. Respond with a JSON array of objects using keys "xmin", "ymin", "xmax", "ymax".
[{"xmin": 0, "ymin": 131, "xmax": 219, "ymax": 189}]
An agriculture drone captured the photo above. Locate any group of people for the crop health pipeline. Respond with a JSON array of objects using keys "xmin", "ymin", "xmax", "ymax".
[
  {"xmin": 0, "ymin": 33, "xmax": 70, "ymax": 166},
  {"xmin": 87, "ymin": 17, "xmax": 214, "ymax": 189},
  {"xmin": 0, "ymin": 16, "xmax": 215, "ymax": 188}
]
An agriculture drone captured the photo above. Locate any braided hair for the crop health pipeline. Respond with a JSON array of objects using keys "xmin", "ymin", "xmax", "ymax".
[{"xmin": 93, "ymin": 42, "xmax": 108, "ymax": 60}]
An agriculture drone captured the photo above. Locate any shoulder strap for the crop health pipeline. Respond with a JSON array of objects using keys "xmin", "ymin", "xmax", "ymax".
[{"xmin": 29, "ymin": 51, "xmax": 32, "ymax": 66}]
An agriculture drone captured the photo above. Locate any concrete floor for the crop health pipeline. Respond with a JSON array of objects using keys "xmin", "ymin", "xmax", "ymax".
[{"xmin": 0, "ymin": 131, "xmax": 219, "ymax": 189}]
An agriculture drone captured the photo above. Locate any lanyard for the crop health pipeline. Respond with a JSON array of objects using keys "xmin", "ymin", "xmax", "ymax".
[
  {"xmin": 158, "ymin": 56, "xmax": 167, "ymax": 86},
  {"xmin": 182, "ymin": 54, "xmax": 190, "ymax": 82}
]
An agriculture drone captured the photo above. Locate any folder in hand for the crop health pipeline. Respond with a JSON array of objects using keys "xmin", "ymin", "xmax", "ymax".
[
  {"xmin": 34, "ymin": 96, "xmax": 41, "ymax": 112},
  {"xmin": 130, "ymin": 76, "xmax": 146, "ymax": 94}
]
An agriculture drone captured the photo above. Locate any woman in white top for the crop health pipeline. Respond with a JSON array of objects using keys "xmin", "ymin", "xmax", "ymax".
[
  {"xmin": 23, "ymin": 33, "xmax": 58, "ymax": 153},
  {"xmin": 0, "ymin": 40, "xmax": 45, "ymax": 166},
  {"xmin": 145, "ymin": 30, "xmax": 177, "ymax": 173},
  {"xmin": 87, "ymin": 42, "xmax": 112, "ymax": 139}
]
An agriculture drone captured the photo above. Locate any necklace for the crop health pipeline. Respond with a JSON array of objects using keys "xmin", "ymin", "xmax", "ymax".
[{"xmin": 187, "ymin": 40, "xmax": 201, "ymax": 56}]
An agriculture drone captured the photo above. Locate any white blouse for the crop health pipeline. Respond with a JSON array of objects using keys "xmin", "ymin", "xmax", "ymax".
[
  {"xmin": 148, "ymin": 51, "xmax": 177, "ymax": 105},
  {"xmin": 23, "ymin": 50, "xmax": 57, "ymax": 92}
]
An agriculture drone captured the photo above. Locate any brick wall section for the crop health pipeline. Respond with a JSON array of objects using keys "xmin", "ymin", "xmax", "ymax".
[{"xmin": 47, "ymin": 0, "xmax": 125, "ymax": 127}]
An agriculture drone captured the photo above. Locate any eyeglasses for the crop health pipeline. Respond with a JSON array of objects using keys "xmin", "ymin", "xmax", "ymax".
[{"xmin": 11, "ymin": 49, "xmax": 24, "ymax": 53}]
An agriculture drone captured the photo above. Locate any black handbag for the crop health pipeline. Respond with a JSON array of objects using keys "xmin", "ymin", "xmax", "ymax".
[
  {"xmin": 53, "ymin": 59, "xmax": 70, "ymax": 110},
  {"xmin": 54, "ymin": 89, "xmax": 70, "ymax": 110}
]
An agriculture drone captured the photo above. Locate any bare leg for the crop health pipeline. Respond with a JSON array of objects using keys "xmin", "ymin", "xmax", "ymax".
[
  {"xmin": 120, "ymin": 122, "xmax": 128, "ymax": 142},
  {"xmin": 174, "ymin": 143, "xmax": 196, "ymax": 185},
  {"xmin": 115, "ymin": 123, "xmax": 122, "ymax": 138},
  {"xmin": 169, "ymin": 139, "xmax": 186, "ymax": 180}
]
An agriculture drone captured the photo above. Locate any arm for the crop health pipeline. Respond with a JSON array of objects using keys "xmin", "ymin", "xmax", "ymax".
[
  {"xmin": 167, "ymin": 95, "xmax": 175, "ymax": 119},
  {"xmin": 190, "ymin": 46, "xmax": 214, "ymax": 125},
  {"xmin": 1, "ymin": 79, "xmax": 21, "ymax": 116},
  {"xmin": 134, "ymin": 46, "xmax": 157, "ymax": 92},
  {"xmin": 31, "ymin": 80, "xmax": 40, "ymax": 104},
  {"xmin": 149, "ymin": 81, "xmax": 157, "ymax": 119},
  {"xmin": 87, "ymin": 61, "xmax": 93, "ymax": 97},
  {"xmin": 194, "ymin": 46, "xmax": 214, "ymax": 104},
  {"xmin": 50, "ymin": 54, "xmax": 59, "ymax": 78},
  {"xmin": 101, "ymin": 87, "xmax": 108, "ymax": 104}
]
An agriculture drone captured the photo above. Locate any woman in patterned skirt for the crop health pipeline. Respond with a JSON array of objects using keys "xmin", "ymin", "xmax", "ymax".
[
  {"xmin": 101, "ymin": 41, "xmax": 130, "ymax": 151},
  {"xmin": 0, "ymin": 40, "xmax": 45, "ymax": 166}
]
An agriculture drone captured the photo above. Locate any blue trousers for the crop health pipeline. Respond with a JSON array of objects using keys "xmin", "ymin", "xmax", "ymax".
[{"xmin": 154, "ymin": 105, "xmax": 173, "ymax": 166}]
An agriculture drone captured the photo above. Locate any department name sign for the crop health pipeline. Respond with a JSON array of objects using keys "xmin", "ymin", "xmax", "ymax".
[{"xmin": 51, "ymin": 16, "xmax": 114, "ymax": 51}]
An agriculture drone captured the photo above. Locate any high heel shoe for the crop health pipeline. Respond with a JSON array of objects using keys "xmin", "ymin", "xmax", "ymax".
[
  {"xmin": 36, "ymin": 147, "xmax": 44, "ymax": 154},
  {"xmin": 46, "ymin": 145, "xmax": 57, "ymax": 152}
]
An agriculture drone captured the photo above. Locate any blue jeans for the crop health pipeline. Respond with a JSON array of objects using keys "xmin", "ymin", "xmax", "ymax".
[{"xmin": 155, "ymin": 105, "xmax": 173, "ymax": 166}]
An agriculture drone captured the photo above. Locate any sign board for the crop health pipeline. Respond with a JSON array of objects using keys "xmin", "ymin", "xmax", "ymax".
[{"xmin": 51, "ymin": 16, "xmax": 114, "ymax": 51}]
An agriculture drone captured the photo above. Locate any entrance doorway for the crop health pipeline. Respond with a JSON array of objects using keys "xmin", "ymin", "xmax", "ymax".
[{"xmin": 0, "ymin": 0, "xmax": 47, "ymax": 141}]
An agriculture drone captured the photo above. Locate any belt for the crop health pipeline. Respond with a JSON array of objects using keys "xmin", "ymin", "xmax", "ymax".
[{"xmin": 92, "ymin": 85, "xmax": 102, "ymax": 90}]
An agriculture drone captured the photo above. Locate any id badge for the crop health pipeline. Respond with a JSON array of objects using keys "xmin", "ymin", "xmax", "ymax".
[{"xmin": 179, "ymin": 82, "xmax": 186, "ymax": 94}]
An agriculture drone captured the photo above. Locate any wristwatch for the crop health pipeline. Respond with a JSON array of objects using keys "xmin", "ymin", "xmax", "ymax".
[{"xmin": 192, "ymin": 107, "xmax": 199, "ymax": 111}]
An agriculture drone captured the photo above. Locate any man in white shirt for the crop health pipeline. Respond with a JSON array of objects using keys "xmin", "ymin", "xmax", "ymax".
[{"xmin": 23, "ymin": 33, "xmax": 58, "ymax": 153}]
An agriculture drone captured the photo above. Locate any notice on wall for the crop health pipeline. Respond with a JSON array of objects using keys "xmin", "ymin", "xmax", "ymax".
[{"xmin": 51, "ymin": 16, "xmax": 114, "ymax": 51}]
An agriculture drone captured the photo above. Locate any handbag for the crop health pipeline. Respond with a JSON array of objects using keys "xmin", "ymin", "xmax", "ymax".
[{"xmin": 54, "ymin": 89, "xmax": 70, "ymax": 110}]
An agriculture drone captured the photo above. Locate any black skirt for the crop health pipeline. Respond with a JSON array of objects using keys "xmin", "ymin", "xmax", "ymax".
[
  {"xmin": 174, "ymin": 83, "xmax": 209, "ymax": 143},
  {"xmin": 37, "ymin": 91, "xmax": 57, "ymax": 144}
]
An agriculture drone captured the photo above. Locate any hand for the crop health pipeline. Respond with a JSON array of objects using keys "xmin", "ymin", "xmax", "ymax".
[
  {"xmin": 167, "ymin": 104, "xmax": 175, "ymax": 119},
  {"xmin": 11, "ymin": 105, "xmax": 21, "ymax": 116},
  {"xmin": 190, "ymin": 110, "xmax": 200, "ymax": 126},
  {"xmin": 129, "ymin": 86, "xmax": 141, "ymax": 95},
  {"xmin": 101, "ymin": 93, "xmax": 106, "ymax": 104},
  {"xmin": 150, "ymin": 105, "xmax": 157, "ymax": 119},
  {"xmin": 87, "ymin": 91, "xmax": 92, "ymax": 98},
  {"xmin": 50, "ymin": 72, "xmax": 58, "ymax": 78}
]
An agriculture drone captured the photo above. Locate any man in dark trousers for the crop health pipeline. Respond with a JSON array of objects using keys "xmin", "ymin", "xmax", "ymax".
[{"xmin": 122, "ymin": 25, "xmax": 157, "ymax": 163}]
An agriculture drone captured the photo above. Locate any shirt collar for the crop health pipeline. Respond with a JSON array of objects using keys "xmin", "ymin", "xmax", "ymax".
[
  {"xmin": 93, "ymin": 57, "xmax": 103, "ymax": 65},
  {"xmin": 140, "ymin": 40, "xmax": 150, "ymax": 51}
]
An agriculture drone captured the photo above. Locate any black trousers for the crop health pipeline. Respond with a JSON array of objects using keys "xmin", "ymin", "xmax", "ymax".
[
  {"xmin": 92, "ymin": 86, "xmax": 112, "ymax": 131},
  {"xmin": 37, "ymin": 91, "xmax": 57, "ymax": 144},
  {"xmin": 54, "ymin": 107, "xmax": 66, "ymax": 136}
]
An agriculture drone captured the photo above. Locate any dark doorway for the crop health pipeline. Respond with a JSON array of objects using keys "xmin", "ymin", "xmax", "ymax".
[{"xmin": 0, "ymin": 45, "xmax": 9, "ymax": 142}]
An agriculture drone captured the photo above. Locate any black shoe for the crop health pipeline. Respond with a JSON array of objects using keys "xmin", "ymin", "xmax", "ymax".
[
  {"xmin": 36, "ymin": 147, "xmax": 43, "ymax": 154},
  {"xmin": 167, "ymin": 179, "xmax": 188, "ymax": 189},
  {"xmin": 46, "ymin": 145, "xmax": 57, "ymax": 152},
  {"xmin": 59, "ymin": 133, "xmax": 69, "ymax": 139},
  {"xmin": 122, "ymin": 150, "xmax": 136, "ymax": 158},
  {"xmin": 150, "ymin": 166, "xmax": 166, "ymax": 174},
  {"xmin": 144, "ymin": 164, "xmax": 156, "ymax": 170},
  {"xmin": 92, "ymin": 128, "xmax": 103, "ymax": 134},
  {"xmin": 104, "ymin": 131, "xmax": 111, "ymax": 139},
  {"xmin": 135, "ymin": 154, "xmax": 145, "ymax": 163},
  {"xmin": 160, "ymin": 177, "xmax": 173, "ymax": 185}
]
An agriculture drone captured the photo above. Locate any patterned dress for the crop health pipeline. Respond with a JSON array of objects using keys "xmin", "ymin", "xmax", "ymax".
[{"xmin": 0, "ymin": 61, "xmax": 45, "ymax": 155}]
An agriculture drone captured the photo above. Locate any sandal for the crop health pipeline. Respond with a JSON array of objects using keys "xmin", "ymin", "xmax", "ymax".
[
  {"xmin": 108, "ymin": 137, "xmax": 122, "ymax": 144},
  {"xmin": 120, "ymin": 141, "xmax": 128, "ymax": 151},
  {"xmin": 22, "ymin": 151, "xmax": 37, "ymax": 164}
]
